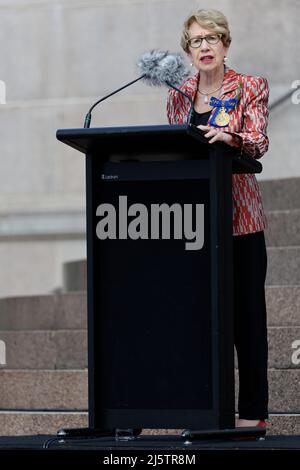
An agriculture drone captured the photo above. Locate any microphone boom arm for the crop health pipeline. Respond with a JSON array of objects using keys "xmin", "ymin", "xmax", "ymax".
[
  {"xmin": 83, "ymin": 73, "xmax": 193, "ymax": 128},
  {"xmin": 84, "ymin": 74, "xmax": 146, "ymax": 128},
  {"xmin": 165, "ymin": 81, "xmax": 194, "ymax": 125}
]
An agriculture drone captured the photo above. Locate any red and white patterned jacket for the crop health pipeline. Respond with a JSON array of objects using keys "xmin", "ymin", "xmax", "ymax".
[{"xmin": 166, "ymin": 66, "xmax": 269, "ymax": 236}]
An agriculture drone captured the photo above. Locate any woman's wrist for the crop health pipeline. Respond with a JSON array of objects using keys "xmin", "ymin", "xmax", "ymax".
[{"xmin": 227, "ymin": 133, "xmax": 243, "ymax": 148}]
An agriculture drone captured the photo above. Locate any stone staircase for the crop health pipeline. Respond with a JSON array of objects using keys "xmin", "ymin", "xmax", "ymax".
[
  {"xmin": 0, "ymin": 292, "xmax": 88, "ymax": 435},
  {"xmin": 0, "ymin": 177, "xmax": 299, "ymax": 436}
]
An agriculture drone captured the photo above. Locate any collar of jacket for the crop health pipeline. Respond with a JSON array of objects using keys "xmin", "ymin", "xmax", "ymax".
[{"xmin": 182, "ymin": 65, "xmax": 242, "ymax": 102}]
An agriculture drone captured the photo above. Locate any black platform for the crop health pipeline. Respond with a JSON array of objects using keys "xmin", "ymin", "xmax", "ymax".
[{"xmin": 1, "ymin": 433, "xmax": 300, "ymax": 467}]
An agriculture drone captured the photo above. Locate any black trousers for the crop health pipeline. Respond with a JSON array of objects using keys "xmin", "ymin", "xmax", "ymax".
[{"xmin": 233, "ymin": 231, "xmax": 269, "ymax": 420}]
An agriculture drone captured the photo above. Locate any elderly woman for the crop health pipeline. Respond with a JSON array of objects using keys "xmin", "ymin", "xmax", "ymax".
[{"xmin": 167, "ymin": 9, "xmax": 269, "ymax": 429}]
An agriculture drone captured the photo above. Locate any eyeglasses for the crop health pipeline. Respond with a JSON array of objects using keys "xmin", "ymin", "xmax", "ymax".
[{"xmin": 188, "ymin": 34, "xmax": 222, "ymax": 48}]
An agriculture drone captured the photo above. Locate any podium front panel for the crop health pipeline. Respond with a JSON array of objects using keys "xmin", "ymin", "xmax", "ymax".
[{"xmin": 86, "ymin": 157, "xmax": 231, "ymax": 429}]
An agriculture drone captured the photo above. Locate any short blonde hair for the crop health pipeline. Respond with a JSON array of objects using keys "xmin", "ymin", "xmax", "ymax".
[{"xmin": 180, "ymin": 9, "xmax": 232, "ymax": 53}]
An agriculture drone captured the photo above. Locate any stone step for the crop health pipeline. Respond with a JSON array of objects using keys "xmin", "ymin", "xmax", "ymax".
[
  {"xmin": 265, "ymin": 209, "xmax": 300, "ymax": 247},
  {"xmin": 0, "ymin": 285, "xmax": 299, "ymax": 335},
  {"xmin": 268, "ymin": 327, "xmax": 300, "ymax": 369},
  {"xmin": 237, "ymin": 327, "xmax": 300, "ymax": 370},
  {"xmin": 237, "ymin": 369, "xmax": 300, "ymax": 413},
  {"xmin": 0, "ymin": 327, "xmax": 299, "ymax": 370},
  {"xmin": 142, "ymin": 415, "xmax": 300, "ymax": 437},
  {"xmin": 0, "ymin": 370, "xmax": 87, "ymax": 410},
  {"xmin": 0, "ymin": 285, "xmax": 299, "ymax": 331},
  {"xmin": 0, "ymin": 330, "xmax": 87, "ymax": 369},
  {"xmin": 0, "ymin": 411, "xmax": 298, "ymax": 437},
  {"xmin": 267, "ymin": 247, "xmax": 300, "ymax": 285},
  {"xmin": 266, "ymin": 286, "xmax": 300, "ymax": 326},
  {"xmin": 0, "ymin": 411, "xmax": 88, "ymax": 437},
  {"xmin": 63, "ymin": 246, "xmax": 300, "ymax": 292},
  {"xmin": 259, "ymin": 178, "xmax": 300, "ymax": 211},
  {"xmin": 0, "ymin": 369, "xmax": 299, "ymax": 413},
  {"xmin": 0, "ymin": 292, "xmax": 87, "ymax": 330}
]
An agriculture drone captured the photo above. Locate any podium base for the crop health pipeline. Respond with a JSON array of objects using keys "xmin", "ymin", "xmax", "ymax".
[
  {"xmin": 57, "ymin": 427, "xmax": 115, "ymax": 438},
  {"xmin": 181, "ymin": 426, "xmax": 266, "ymax": 442},
  {"xmin": 43, "ymin": 427, "xmax": 118, "ymax": 449},
  {"xmin": 56, "ymin": 427, "xmax": 142, "ymax": 440}
]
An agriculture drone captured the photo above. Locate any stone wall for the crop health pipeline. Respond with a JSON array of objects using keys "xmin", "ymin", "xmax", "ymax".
[{"xmin": 0, "ymin": 0, "xmax": 299, "ymax": 296}]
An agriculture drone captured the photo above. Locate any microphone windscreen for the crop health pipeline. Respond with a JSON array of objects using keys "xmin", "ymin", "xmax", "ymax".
[{"xmin": 137, "ymin": 50, "xmax": 190, "ymax": 88}]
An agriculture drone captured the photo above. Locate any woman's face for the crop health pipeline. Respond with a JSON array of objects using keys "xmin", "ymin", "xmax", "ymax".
[{"xmin": 187, "ymin": 22, "xmax": 229, "ymax": 73}]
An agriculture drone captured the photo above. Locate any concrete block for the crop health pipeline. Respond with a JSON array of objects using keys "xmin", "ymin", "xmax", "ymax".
[
  {"xmin": 63, "ymin": 260, "xmax": 87, "ymax": 293},
  {"xmin": 0, "ymin": 239, "xmax": 86, "ymax": 297}
]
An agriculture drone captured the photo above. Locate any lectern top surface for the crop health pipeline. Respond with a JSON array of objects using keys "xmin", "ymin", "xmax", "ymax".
[{"xmin": 56, "ymin": 124, "xmax": 262, "ymax": 174}]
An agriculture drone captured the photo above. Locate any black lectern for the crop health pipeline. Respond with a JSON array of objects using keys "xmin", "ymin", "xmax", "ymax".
[{"xmin": 56, "ymin": 124, "xmax": 264, "ymax": 441}]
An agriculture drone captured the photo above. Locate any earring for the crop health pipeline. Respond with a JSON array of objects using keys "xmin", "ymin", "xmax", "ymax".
[
  {"xmin": 223, "ymin": 56, "xmax": 228, "ymax": 62},
  {"xmin": 190, "ymin": 62, "xmax": 194, "ymax": 67}
]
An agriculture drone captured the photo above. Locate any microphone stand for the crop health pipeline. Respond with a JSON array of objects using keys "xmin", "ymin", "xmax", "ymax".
[
  {"xmin": 83, "ymin": 76, "xmax": 194, "ymax": 128},
  {"xmin": 165, "ymin": 81, "xmax": 194, "ymax": 124},
  {"xmin": 84, "ymin": 74, "xmax": 146, "ymax": 128}
]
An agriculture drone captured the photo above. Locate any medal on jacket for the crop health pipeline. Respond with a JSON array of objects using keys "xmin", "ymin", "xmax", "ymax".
[
  {"xmin": 209, "ymin": 97, "xmax": 238, "ymax": 127},
  {"xmin": 209, "ymin": 81, "xmax": 243, "ymax": 127},
  {"xmin": 214, "ymin": 106, "xmax": 230, "ymax": 126}
]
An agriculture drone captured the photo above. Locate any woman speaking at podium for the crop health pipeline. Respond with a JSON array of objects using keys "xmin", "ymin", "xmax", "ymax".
[{"xmin": 167, "ymin": 8, "xmax": 269, "ymax": 429}]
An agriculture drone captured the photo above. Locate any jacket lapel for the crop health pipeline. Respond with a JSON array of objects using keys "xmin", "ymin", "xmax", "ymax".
[
  {"xmin": 178, "ymin": 67, "xmax": 242, "ymax": 125},
  {"xmin": 220, "ymin": 67, "xmax": 241, "ymax": 97}
]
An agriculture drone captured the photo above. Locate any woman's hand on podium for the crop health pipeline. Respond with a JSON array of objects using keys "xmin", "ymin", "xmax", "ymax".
[{"xmin": 198, "ymin": 125, "xmax": 242, "ymax": 148}]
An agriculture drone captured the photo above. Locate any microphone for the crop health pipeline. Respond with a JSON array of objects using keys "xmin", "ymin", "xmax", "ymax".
[
  {"xmin": 83, "ymin": 50, "xmax": 192, "ymax": 128},
  {"xmin": 138, "ymin": 50, "xmax": 194, "ymax": 122},
  {"xmin": 137, "ymin": 49, "xmax": 189, "ymax": 87}
]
